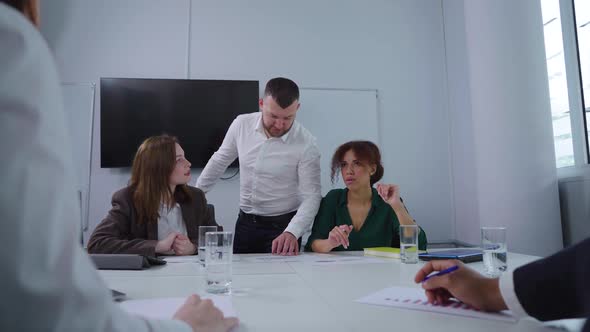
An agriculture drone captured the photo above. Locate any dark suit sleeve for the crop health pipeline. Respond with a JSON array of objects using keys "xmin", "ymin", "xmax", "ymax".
[
  {"xmin": 513, "ymin": 237, "xmax": 590, "ymax": 321},
  {"xmin": 86, "ymin": 190, "xmax": 157, "ymax": 256}
]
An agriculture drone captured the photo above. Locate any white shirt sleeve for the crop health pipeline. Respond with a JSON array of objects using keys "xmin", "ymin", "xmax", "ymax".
[
  {"xmin": 499, "ymin": 272, "xmax": 530, "ymax": 320},
  {"xmin": 196, "ymin": 116, "xmax": 240, "ymax": 192},
  {"xmin": 0, "ymin": 6, "xmax": 190, "ymax": 331},
  {"xmin": 284, "ymin": 141, "xmax": 322, "ymax": 238}
]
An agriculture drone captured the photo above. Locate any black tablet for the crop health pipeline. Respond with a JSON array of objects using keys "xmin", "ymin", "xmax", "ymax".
[{"xmin": 419, "ymin": 249, "xmax": 483, "ymax": 263}]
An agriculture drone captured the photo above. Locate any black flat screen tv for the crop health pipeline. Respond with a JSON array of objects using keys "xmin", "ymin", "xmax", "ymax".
[{"xmin": 100, "ymin": 78, "xmax": 259, "ymax": 168}]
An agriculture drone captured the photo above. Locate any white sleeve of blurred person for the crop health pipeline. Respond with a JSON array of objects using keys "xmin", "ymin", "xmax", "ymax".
[{"xmin": 0, "ymin": 4, "xmax": 227, "ymax": 331}]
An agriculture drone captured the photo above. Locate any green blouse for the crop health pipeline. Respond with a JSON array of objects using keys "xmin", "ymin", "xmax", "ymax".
[{"xmin": 305, "ymin": 188, "xmax": 427, "ymax": 252}]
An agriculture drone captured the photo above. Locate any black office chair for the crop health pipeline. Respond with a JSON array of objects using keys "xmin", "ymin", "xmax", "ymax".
[{"xmin": 207, "ymin": 204, "xmax": 222, "ymax": 231}]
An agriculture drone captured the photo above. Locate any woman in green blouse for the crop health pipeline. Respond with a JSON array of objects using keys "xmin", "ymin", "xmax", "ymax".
[{"xmin": 305, "ymin": 141, "xmax": 427, "ymax": 253}]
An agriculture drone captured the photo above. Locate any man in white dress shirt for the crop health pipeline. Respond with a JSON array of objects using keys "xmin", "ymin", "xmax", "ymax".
[
  {"xmin": 0, "ymin": 1, "xmax": 237, "ymax": 330},
  {"xmin": 197, "ymin": 78, "xmax": 321, "ymax": 255}
]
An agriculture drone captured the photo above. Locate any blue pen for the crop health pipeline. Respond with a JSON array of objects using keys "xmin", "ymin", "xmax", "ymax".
[{"xmin": 422, "ymin": 265, "xmax": 459, "ymax": 282}]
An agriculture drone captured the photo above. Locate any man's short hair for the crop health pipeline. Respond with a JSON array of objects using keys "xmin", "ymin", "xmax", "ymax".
[{"xmin": 264, "ymin": 77, "xmax": 300, "ymax": 109}]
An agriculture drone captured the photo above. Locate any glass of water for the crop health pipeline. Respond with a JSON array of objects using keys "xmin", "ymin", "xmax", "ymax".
[
  {"xmin": 481, "ymin": 226, "xmax": 507, "ymax": 277},
  {"xmin": 205, "ymin": 231, "xmax": 233, "ymax": 294},
  {"xmin": 198, "ymin": 226, "xmax": 218, "ymax": 265},
  {"xmin": 399, "ymin": 225, "xmax": 419, "ymax": 264}
]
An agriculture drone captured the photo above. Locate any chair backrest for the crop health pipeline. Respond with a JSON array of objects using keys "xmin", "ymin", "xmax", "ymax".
[{"xmin": 207, "ymin": 204, "xmax": 222, "ymax": 231}]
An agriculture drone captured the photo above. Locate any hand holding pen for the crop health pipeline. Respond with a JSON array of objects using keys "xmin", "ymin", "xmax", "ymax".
[
  {"xmin": 414, "ymin": 260, "xmax": 509, "ymax": 311},
  {"xmin": 421, "ymin": 265, "xmax": 459, "ymax": 282},
  {"xmin": 328, "ymin": 224, "xmax": 353, "ymax": 249}
]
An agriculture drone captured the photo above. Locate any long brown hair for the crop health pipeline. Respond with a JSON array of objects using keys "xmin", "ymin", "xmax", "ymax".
[
  {"xmin": 331, "ymin": 141, "xmax": 384, "ymax": 186},
  {"xmin": 130, "ymin": 135, "xmax": 191, "ymax": 224}
]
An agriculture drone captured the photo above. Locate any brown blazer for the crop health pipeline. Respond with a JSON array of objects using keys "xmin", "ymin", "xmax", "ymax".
[{"xmin": 87, "ymin": 186, "xmax": 219, "ymax": 256}]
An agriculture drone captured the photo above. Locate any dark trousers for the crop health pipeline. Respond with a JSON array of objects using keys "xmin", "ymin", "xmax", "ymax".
[{"xmin": 233, "ymin": 210, "xmax": 301, "ymax": 254}]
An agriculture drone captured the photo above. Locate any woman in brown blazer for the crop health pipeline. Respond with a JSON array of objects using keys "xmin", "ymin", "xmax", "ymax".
[{"xmin": 87, "ymin": 135, "xmax": 220, "ymax": 256}]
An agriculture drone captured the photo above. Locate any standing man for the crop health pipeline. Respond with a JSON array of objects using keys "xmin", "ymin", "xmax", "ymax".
[{"xmin": 196, "ymin": 77, "xmax": 321, "ymax": 255}]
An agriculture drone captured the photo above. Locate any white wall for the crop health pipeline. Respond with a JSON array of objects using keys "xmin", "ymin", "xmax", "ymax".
[
  {"xmin": 443, "ymin": 0, "xmax": 563, "ymax": 256},
  {"xmin": 41, "ymin": 0, "xmax": 454, "ymax": 243},
  {"xmin": 442, "ymin": 0, "xmax": 479, "ymax": 244},
  {"xmin": 41, "ymin": 0, "xmax": 193, "ymax": 241}
]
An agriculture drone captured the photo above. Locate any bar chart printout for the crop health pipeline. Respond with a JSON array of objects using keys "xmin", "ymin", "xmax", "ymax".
[{"xmin": 355, "ymin": 286, "xmax": 516, "ymax": 323}]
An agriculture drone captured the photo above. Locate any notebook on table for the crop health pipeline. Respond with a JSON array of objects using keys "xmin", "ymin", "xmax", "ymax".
[
  {"xmin": 90, "ymin": 254, "xmax": 167, "ymax": 270},
  {"xmin": 363, "ymin": 247, "xmax": 427, "ymax": 259},
  {"xmin": 418, "ymin": 249, "xmax": 483, "ymax": 263}
]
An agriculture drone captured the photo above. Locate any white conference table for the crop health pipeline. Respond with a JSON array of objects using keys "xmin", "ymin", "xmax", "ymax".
[{"xmin": 99, "ymin": 251, "xmax": 556, "ymax": 332}]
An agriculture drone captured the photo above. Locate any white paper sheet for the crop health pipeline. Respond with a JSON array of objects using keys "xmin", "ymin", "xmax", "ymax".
[
  {"xmin": 162, "ymin": 256, "xmax": 241, "ymax": 264},
  {"xmin": 356, "ymin": 286, "xmax": 516, "ymax": 323},
  {"xmin": 243, "ymin": 255, "xmax": 307, "ymax": 263},
  {"xmin": 120, "ymin": 295, "xmax": 237, "ymax": 319},
  {"xmin": 243, "ymin": 253, "xmax": 386, "ymax": 265},
  {"xmin": 310, "ymin": 256, "xmax": 386, "ymax": 265},
  {"xmin": 162, "ymin": 256, "xmax": 200, "ymax": 263},
  {"xmin": 243, "ymin": 254, "xmax": 316, "ymax": 263}
]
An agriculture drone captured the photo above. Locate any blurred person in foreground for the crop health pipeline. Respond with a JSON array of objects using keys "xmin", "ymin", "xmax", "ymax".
[{"xmin": 0, "ymin": 1, "xmax": 237, "ymax": 330}]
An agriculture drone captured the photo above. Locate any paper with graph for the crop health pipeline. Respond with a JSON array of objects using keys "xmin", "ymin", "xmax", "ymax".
[
  {"xmin": 356, "ymin": 286, "xmax": 516, "ymax": 322},
  {"xmin": 244, "ymin": 254, "xmax": 386, "ymax": 265}
]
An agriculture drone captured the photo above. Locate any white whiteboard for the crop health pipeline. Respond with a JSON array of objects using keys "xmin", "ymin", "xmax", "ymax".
[
  {"xmin": 61, "ymin": 83, "xmax": 95, "ymax": 237},
  {"xmin": 296, "ymin": 88, "xmax": 379, "ymax": 196}
]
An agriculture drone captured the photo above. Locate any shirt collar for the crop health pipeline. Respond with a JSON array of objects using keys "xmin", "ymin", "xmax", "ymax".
[{"xmin": 254, "ymin": 112, "xmax": 293, "ymax": 143}]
